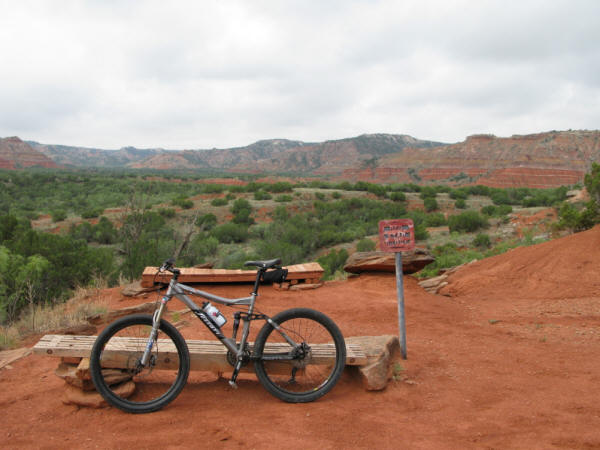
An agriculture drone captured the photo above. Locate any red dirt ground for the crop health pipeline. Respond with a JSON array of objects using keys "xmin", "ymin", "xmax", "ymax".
[{"xmin": 2, "ymin": 227, "xmax": 600, "ymax": 448}]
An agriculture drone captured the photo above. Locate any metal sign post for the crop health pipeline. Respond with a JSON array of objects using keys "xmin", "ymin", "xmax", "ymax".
[{"xmin": 379, "ymin": 219, "xmax": 415, "ymax": 360}]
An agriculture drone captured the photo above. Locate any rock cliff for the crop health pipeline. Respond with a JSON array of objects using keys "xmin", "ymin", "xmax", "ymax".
[
  {"xmin": 0, "ymin": 137, "xmax": 58, "ymax": 169},
  {"xmin": 343, "ymin": 130, "xmax": 600, "ymax": 188}
]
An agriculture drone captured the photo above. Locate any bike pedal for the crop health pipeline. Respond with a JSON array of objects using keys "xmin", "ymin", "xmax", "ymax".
[{"xmin": 228, "ymin": 380, "xmax": 238, "ymax": 389}]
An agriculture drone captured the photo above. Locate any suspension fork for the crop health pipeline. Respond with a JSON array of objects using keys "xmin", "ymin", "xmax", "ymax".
[{"xmin": 140, "ymin": 290, "xmax": 170, "ymax": 366}]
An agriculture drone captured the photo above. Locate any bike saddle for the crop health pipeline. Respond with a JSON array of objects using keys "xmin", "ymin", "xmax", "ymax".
[{"xmin": 244, "ymin": 258, "xmax": 282, "ymax": 269}]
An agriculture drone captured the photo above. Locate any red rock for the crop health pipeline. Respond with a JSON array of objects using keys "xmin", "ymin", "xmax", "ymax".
[{"xmin": 0, "ymin": 137, "xmax": 58, "ymax": 169}]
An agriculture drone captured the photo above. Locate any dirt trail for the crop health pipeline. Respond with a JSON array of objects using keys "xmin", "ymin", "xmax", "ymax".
[{"xmin": 2, "ymin": 228, "xmax": 600, "ymax": 448}]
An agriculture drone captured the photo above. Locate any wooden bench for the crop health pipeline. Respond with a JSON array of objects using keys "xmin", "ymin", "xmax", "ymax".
[
  {"xmin": 140, "ymin": 262, "xmax": 324, "ymax": 288},
  {"xmin": 34, "ymin": 334, "xmax": 368, "ymax": 375}
]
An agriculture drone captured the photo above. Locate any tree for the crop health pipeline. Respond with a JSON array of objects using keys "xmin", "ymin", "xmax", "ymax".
[
  {"xmin": 584, "ymin": 162, "xmax": 600, "ymax": 207},
  {"xmin": 424, "ymin": 197, "xmax": 438, "ymax": 212}
]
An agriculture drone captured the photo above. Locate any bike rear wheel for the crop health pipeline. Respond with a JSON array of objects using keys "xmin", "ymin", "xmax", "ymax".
[
  {"xmin": 254, "ymin": 308, "xmax": 346, "ymax": 403},
  {"xmin": 90, "ymin": 314, "xmax": 190, "ymax": 414}
]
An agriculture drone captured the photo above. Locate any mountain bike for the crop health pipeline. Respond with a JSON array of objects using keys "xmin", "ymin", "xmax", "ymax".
[{"xmin": 89, "ymin": 258, "xmax": 346, "ymax": 414}]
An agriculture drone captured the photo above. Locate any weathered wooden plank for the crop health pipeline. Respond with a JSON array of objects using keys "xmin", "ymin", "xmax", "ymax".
[
  {"xmin": 33, "ymin": 335, "xmax": 367, "ymax": 372},
  {"xmin": 140, "ymin": 263, "xmax": 324, "ymax": 287}
]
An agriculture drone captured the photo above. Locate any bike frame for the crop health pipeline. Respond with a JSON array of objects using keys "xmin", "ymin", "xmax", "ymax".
[{"xmin": 140, "ymin": 269, "xmax": 298, "ymax": 371}]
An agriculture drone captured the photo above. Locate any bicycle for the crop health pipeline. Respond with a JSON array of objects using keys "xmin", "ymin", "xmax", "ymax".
[{"xmin": 90, "ymin": 257, "xmax": 346, "ymax": 413}]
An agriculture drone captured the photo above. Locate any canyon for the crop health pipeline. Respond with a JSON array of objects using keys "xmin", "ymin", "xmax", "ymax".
[{"xmin": 3, "ymin": 130, "xmax": 600, "ymax": 188}]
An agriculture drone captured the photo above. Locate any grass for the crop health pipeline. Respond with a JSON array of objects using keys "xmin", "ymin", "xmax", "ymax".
[
  {"xmin": 392, "ymin": 362, "xmax": 405, "ymax": 381},
  {"xmin": 0, "ymin": 280, "xmax": 109, "ymax": 351}
]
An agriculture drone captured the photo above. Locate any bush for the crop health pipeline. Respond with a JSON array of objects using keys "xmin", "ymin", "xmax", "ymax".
[
  {"xmin": 389, "ymin": 191, "xmax": 406, "ymax": 202},
  {"xmin": 93, "ymin": 217, "xmax": 117, "ymax": 244},
  {"xmin": 424, "ymin": 197, "xmax": 438, "ymax": 212},
  {"xmin": 211, "ymin": 198, "xmax": 228, "ymax": 207},
  {"xmin": 210, "ymin": 223, "xmax": 249, "ymax": 243},
  {"xmin": 420, "ymin": 186, "xmax": 437, "ymax": 199},
  {"xmin": 179, "ymin": 235, "xmax": 219, "ymax": 266},
  {"xmin": 448, "ymin": 211, "xmax": 489, "ymax": 233},
  {"xmin": 81, "ymin": 207, "xmax": 103, "ymax": 219},
  {"xmin": 253, "ymin": 190, "xmax": 272, "ymax": 201},
  {"xmin": 51, "ymin": 210, "xmax": 67, "ymax": 222},
  {"xmin": 158, "ymin": 208, "xmax": 176, "ymax": 218},
  {"xmin": 275, "ymin": 194, "xmax": 293, "ymax": 202},
  {"xmin": 356, "ymin": 238, "xmax": 376, "ymax": 252},
  {"xmin": 196, "ymin": 213, "xmax": 217, "ymax": 231},
  {"xmin": 449, "ymin": 189, "xmax": 468, "ymax": 200},
  {"xmin": 266, "ymin": 182, "xmax": 293, "ymax": 193},
  {"xmin": 473, "ymin": 233, "xmax": 491, "ymax": 249},
  {"xmin": 418, "ymin": 244, "xmax": 482, "ymax": 278},
  {"xmin": 454, "ymin": 198, "xmax": 466, "ymax": 209},
  {"xmin": 172, "ymin": 196, "xmax": 193, "ymax": 209},
  {"xmin": 231, "ymin": 198, "xmax": 254, "ymax": 225},
  {"xmin": 557, "ymin": 202, "xmax": 597, "ymax": 232},
  {"xmin": 317, "ymin": 249, "xmax": 349, "ymax": 280},
  {"xmin": 331, "ymin": 191, "xmax": 342, "ymax": 199},
  {"xmin": 424, "ymin": 212, "xmax": 447, "ymax": 227},
  {"xmin": 481, "ymin": 204, "xmax": 512, "ymax": 217}
]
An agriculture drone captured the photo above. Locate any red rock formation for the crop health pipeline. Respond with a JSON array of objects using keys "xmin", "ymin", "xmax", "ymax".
[
  {"xmin": 0, "ymin": 137, "xmax": 58, "ymax": 169},
  {"xmin": 0, "ymin": 157, "xmax": 15, "ymax": 169},
  {"xmin": 357, "ymin": 130, "xmax": 600, "ymax": 188}
]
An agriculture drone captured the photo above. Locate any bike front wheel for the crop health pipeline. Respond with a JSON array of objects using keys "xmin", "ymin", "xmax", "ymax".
[
  {"xmin": 254, "ymin": 308, "xmax": 346, "ymax": 403},
  {"xmin": 90, "ymin": 314, "xmax": 190, "ymax": 414}
]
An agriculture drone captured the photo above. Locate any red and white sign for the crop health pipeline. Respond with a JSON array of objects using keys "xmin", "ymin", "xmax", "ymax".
[{"xmin": 379, "ymin": 219, "xmax": 415, "ymax": 252}]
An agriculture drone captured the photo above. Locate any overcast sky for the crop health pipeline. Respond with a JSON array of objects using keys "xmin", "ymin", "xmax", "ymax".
[{"xmin": 1, "ymin": 0, "xmax": 599, "ymax": 149}]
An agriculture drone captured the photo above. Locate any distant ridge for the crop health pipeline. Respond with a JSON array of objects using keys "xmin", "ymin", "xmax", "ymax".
[
  {"xmin": 27, "ymin": 141, "xmax": 166, "ymax": 168},
  {"xmin": 4, "ymin": 129, "xmax": 600, "ymax": 188},
  {"xmin": 0, "ymin": 137, "xmax": 58, "ymax": 169}
]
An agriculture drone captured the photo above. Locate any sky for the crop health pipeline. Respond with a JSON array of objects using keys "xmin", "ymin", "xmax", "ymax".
[{"xmin": 0, "ymin": 0, "xmax": 599, "ymax": 149}]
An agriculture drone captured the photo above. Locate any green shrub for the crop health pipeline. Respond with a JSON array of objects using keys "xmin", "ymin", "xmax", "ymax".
[
  {"xmin": 389, "ymin": 191, "xmax": 406, "ymax": 202},
  {"xmin": 557, "ymin": 202, "xmax": 598, "ymax": 232},
  {"xmin": 424, "ymin": 212, "xmax": 447, "ymax": 227},
  {"xmin": 196, "ymin": 213, "xmax": 217, "ymax": 230},
  {"xmin": 473, "ymin": 233, "xmax": 491, "ymax": 249},
  {"xmin": 211, "ymin": 198, "xmax": 228, "ymax": 207},
  {"xmin": 225, "ymin": 193, "xmax": 236, "ymax": 201},
  {"xmin": 420, "ymin": 186, "xmax": 437, "ymax": 199},
  {"xmin": 331, "ymin": 191, "xmax": 342, "ymax": 199},
  {"xmin": 481, "ymin": 204, "xmax": 512, "ymax": 217},
  {"xmin": 418, "ymin": 244, "xmax": 482, "ymax": 278},
  {"xmin": 158, "ymin": 208, "xmax": 176, "ymax": 218},
  {"xmin": 448, "ymin": 211, "xmax": 488, "ymax": 233},
  {"xmin": 51, "ymin": 210, "xmax": 67, "ymax": 222},
  {"xmin": 230, "ymin": 198, "xmax": 254, "ymax": 225},
  {"xmin": 424, "ymin": 197, "xmax": 438, "ymax": 212},
  {"xmin": 93, "ymin": 217, "xmax": 117, "ymax": 244},
  {"xmin": 266, "ymin": 182, "xmax": 293, "ymax": 193},
  {"xmin": 449, "ymin": 189, "xmax": 468, "ymax": 200},
  {"xmin": 172, "ymin": 196, "xmax": 193, "ymax": 209},
  {"xmin": 454, "ymin": 198, "xmax": 466, "ymax": 209},
  {"xmin": 253, "ymin": 190, "xmax": 272, "ymax": 201},
  {"xmin": 356, "ymin": 238, "xmax": 376, "ymax": 252},
  {"xmin": 317, "ymin": 249, "xmax": 349, "ymax": 280},
  {"xmin": 275, "ymin": 194, "xmax": 293, "ymax": 202},
  {"xmin": 210, "ymin": 223, "xmax": 249, "ymax": 243},
  {"xmin": 81, "ymin": 207, "xmax": 103, "ymax": 219},
  {"xmin": 179, "ymin": 235, "xmax": 219, "ymax": 266}
]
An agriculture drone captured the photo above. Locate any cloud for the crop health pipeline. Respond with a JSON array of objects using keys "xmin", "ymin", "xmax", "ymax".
[{"xmin": 0, "ymin": 0, "xmax": 598, "ymax": 148}]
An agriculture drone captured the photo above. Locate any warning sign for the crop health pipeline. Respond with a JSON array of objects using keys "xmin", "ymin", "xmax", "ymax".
[{"xmin": 379, "ymin": 219, "xmax": 415, "ymax": 252}]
